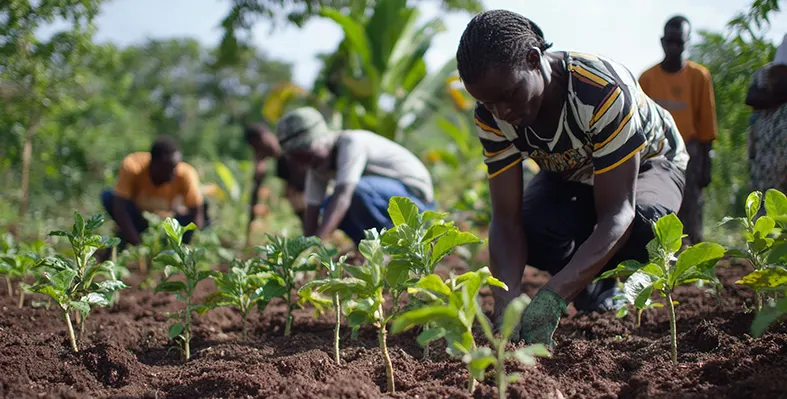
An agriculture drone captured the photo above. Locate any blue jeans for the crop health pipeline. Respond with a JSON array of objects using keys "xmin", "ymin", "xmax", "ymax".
[
  {"xmin": 321, "ymin": 176, "xmax": 435, "ymax": 245},
  {"xmin": 100, "ymin": 190, "xmax": 207, "ymax": 251}
]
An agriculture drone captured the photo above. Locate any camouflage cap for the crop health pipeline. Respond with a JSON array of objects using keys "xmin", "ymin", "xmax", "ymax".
[{"xmin": 276, "ymin": 107, "xmax": 331, "ymax": 153}]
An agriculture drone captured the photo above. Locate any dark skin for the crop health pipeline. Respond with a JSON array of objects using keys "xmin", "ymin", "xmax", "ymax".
[
  {"xmin": 112, "ymin": 151, "xmax": 204, "ymax": 246},
  {"xmin": 661, "ymin": 21, "xmax": 712, "ymax": 187},
  {"xmin": 464, "ymin": 50, "xmax": 638, "ymax": 315},
  {"xmin": 288, "ymin": 143, "xmax": 354, "ymax": 241}
]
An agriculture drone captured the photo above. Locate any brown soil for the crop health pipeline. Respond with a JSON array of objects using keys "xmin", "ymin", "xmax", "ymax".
[{"xmin": 1, "ymin": 259, "xmax": 786, "ymax": 399}]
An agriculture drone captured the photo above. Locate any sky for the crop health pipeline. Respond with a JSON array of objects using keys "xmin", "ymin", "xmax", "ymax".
[{"xmin": 84, "ymin": 0, "xmax": 787, "ymax": 88}]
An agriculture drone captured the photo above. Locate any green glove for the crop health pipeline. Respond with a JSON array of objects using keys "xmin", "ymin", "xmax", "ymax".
[{"xmin": 519, "ymin": 287, "xmax": 568, "ymax": 348}]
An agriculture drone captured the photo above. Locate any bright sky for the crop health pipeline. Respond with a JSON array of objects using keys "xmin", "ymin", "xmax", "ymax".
[{"xmin": 89, "ymin": 0, "xmax": 786, "ymax": 88}]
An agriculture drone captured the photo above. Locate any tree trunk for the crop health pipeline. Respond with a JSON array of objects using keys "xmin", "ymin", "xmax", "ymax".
[{"xmin": 19, "ymin": 119, "xmax": 40, "ymax": 217}]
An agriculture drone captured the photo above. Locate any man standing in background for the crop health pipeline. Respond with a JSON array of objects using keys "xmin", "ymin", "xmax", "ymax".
[{"xmin": 639, "ymin": 15, "xmax": 718, "ymax": 245}]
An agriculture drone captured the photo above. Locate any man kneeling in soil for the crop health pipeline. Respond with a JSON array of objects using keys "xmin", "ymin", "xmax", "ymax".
[
  {"xmin": 275, "ymin": 107, "xmax": 436, "ymax": 246},
  {"xmin": 99, "ymin": 137, "xmax": 208, "ymax": 258}
]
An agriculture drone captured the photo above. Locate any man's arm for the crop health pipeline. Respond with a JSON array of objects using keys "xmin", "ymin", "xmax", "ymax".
[
  {"xmin": 545, "ymin": 154, "xmax": 638, "ymax": 300},
  {"xmin": 247, "ymin": 156, "xmax": 268, "ymax": 243},
  {"xmin": 111, "ymin": 196, "xmax": 142, "ymax": 246},
  {"xmin": 314, "ymin": 184, "xmax": 355, "ymax": 240},
  {"xmin": 487, "ymin": 160, "xmax": 526, "ymax": 314},
  {"xmin": 303, "ymin": 205, "xmax": 320, "ymax": 237}
]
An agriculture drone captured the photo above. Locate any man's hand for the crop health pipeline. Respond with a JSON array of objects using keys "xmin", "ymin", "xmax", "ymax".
[
  {"xmin": 315, "ymin": 184, "xmax": 354, "ymax": 240},
  {"xmin": 519, "ymin": 287, "xmax": 568, "ymax": 348}
]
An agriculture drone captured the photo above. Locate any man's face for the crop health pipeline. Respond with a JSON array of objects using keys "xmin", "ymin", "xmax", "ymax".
[
  {"xmin": 661, "ymin": 23, "xmax": 690, "ymax": 61},
  {"xmin": 149, "ymin": 151, "xmax": 181, "ymax": 186},
  {"xmin": 287, "ymin": 144, "xmax": 330, "ymax": 170}
]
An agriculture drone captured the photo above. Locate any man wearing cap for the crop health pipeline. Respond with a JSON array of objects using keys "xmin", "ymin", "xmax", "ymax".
[{"xmin": 275, "ymin": 107, "xmax": 436, "ymax": 245}]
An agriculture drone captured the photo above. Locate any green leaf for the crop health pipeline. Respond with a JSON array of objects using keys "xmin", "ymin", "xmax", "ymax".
[
  {"xmin": 768, "ymin": 243, "xmax": 787, "ymax": 264},
  {"xmin": 95, "ymin": 279, "xmax": 130, "ymax": 292},
  {"xmin": 70, "ymin": 300, "xmax": 91, "ymax": 317},
  {"xmin": 726, "ymin": 248, "xmax": 751, "ymax": 260},
  {"xmin": 390, "ymin": 305, "xmax": 459, "ymax": 334},
  {"xmin": 736, "ymin": 267, "xmax": 787, "ymax": 290},
  {"xmin": 202, "ymin": 291, "xmax": 232, "ymax": 309},
  {"xmin": 616, "ymin": 306, "xmax": 629, "ymax": 319},
  {"xmin": 486, "ymin": 276, "xmax": 508, "ymax": 290},
  {"xmin": 751, "ymin": 296, "xmax": 787, "ymax": 337},
  {"xmin": 623, "ymin": 271, "xmax": 657, "ymax": 306},
  {"xmin": 154, "ymin": 281, "xmax": 187, "ymax": 294},
  {"xmin": 416, "ymin": 326, "xmax": 446, "ymax": 346},
  {"xmin": 510, "ymin": 344, "xmax": 551, "ymax": 366},
  {"xmin": 313, "ymin": 277, "xmax": 368, "ymax": 296},
  {"xmin": 52, "ymin": 269, "xmax": 77, "ymax": 292},
  {"xmin": 423, "ymin": 223, "xmax": 452, "ymax": 244},
  {"xmin": 671, "ymin": 242, "xmax": 725, "ymax": 288},
  {"xmin": 719, "ymin": 217, "xmax": 747, "ymax": 228},
  {"xmin": 422, "ymin": 210, "xmax": 449, "ymax": 222},
  {"xmin": 31, "ymin": 285, "xmax": 63, "ymax": 302},
  {"xmin": 73, "ymin": 212, "xmax": 85, "ymax": 237},
  {"xmin": 415, "ymin": 274, "xmax": 451, "ymax": 297},
  {"xmin": 168, "ymin": 323, "xmax": 184, "ymax": 339},
  {"xmin": 430, "ymin": 230, "xmax": 481, "ymax": 268},
  {"xmin": 388, "ymin": 196, "xmax": 420, "ymax": 227},
  {"xmin": 153, "ymin": 251, "xmax": 182, "ymax": 268},
  {"xmin": 83, "ymin": 292, "xmax": 110, "ymax": 307},
  {"xmin": 320, "ymin": 8, "xmax": 372, "ymax": 67},
  {"xmin": 653, "ymin": 214, "xmax": 684, "ymax": 254},
  {"xmin": 463, "ymin": 347, "xmax": 495, "ymax": 380},
  {"xmin": 262, "ymin": 278, "xmax": 288, "ymax": 299},
  {"xmin": 633, "ymin": 284, "xmax": 654, "ymax": 309},
  {"xmin": 746, "ymin": 191, "xmax": 763, "ymax": 223},
  {"xmin": 765, "ymin": 189, "xmax": 787, "ymax": 220},
  {"xmin": 596, "ymin": 260, "xmax": 646, "ymax": 281},
  {"xmin": 197, "ymin": 270, "xmax": 219, "ymax": 282},
  {"xmin": 85, "ymin": 214, "xmax": 105, "ymax": 231},
  {"xmin": 500, "ymin": 294, "xmax": 530, "ymax": 341},
  {"xmin": 386, "ymin": 259, "xmax": 411, "ymax": 288},
  {"xmin": 754, "ymin": 216, "xmax": 776, "ymax": 238}
]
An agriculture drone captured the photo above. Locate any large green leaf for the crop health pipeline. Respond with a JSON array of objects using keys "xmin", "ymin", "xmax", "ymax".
[
  {"xmin": 154, "ymin": 281, "xmax": 187, "ymax": 294},
  {"xmin": 415, "ymin": 274, "xmax": 451, "ymax": 297},
  {"xmin": 765, "ymin": 189, "xmax": 787, "ymax": 222},
  {"xmin": 82, "ymin": 292, "xmax": 110, "ymax": 307},
  {"xmin": 85, "ymin": 214, "xmax": 104, "ymax": 231},
  {"xmin": 365, "ymin": 0, "xmax": 410, "ymax": 73},
  {"xmin": 385, "ymin": 259, "xmax": 411, "ymax": 288},
  {"xmin": 320, "ymin": 9, "xmax": 371, "ymax": 67},
  {"xmin": 430, "ymin": 230, "xmax": 481, "ymax": 268},
  {"xmin": 736, "ymin": 266, "xmax": 787, "ymax": 291},
  {"xmin": 416, "ymin": 326, "xmax": 446, "ymax": 346},
  {"xmin": 390, "ymin": 305, "xmax": 459, "ymax": 334},
  {"xmin": 388, "ymin": 196, "xmax": 420, "ymax": 227},
  {"xmin": 671, "ymin": 242, "xmax": 725, "ymax": 288},
  {"xmin": 623, "ymin": 271, "xmax": 658, "ymax": 306},
  {"xmin": 753, "ymin": 216, "xmax": 776, "ymax": 238},
  {"xmin": 52, "ymin": 269, "xmax": 77, "ymax": 292},
  {"xmin": 168, "ymin": 323, "xmax": 184, "ymax": 339},
  {"xmin": 653, "ymin": 214, "xmax": 684, "ymax": 254},
  {"xmin": 70, "ymin": 300, "xmax": 91, "ymax": 317},
  {"xmin": 500, "ymin": 294, "xmax": 531, "ymax": 341},
  {"xmin": 262, "ymin": 278, "xmax": 288, "ymax": 299}
]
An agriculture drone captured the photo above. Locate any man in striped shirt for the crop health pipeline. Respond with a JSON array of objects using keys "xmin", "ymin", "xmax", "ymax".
[{"xmin": 457, "ymin": 10, "xmax": 688, "ymax": 347}]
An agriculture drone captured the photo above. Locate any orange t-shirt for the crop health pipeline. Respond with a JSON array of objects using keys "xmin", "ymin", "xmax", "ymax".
[
  {"xmin": 114, "ymin": 152, "xmax": 203, "ymax": 215},
  {"xmin": 638, "ymin": 61, "xmax": 718, "ymax": 143}
]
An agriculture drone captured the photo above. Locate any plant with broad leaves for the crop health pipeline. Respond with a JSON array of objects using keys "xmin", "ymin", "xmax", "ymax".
[
  {"xmin": 381, "ymin": 196, "xmax": 481, "ymax": 277},
  {"xmin": 153, "ymin": 218, "xmax": 216, "ymax": 361},
  {"xmin": 598, "ymin": 213, "xmax": 725, "ymax": 363},
  {"xmin": 200, "ymin": 257, "xmax": 273, "ymax": 340},
  {"xmin": 722, "ymin": 189, "xmax": 787, "ymax": 311},
  {"xmin": 611, "ymin": 284, "xmax": 664, "ymax": 328},
  {"xmin": 300, "ymin": 230, "xmax": 397, "ymax": 392},
  {"xmin": 28, "ymin": 212, "xmax": 129, "ymax": 352},
  {"xmin": 298, "ymin": 245, "xmax": 348, "ymax": 365},
  {"xmin": 459, "ymin": 294, "xmax": 551, "ymax": 399},
  {"xmin": 0, "ymin": 234, "xmax": 47, "ymax": 307},
  {"xmin": 390, "ymin": 267, "xmax": 508, "ymax": 393},
  {"xmin": 255, "ymin": 233, "xmax": 320, "ymax": 336}
]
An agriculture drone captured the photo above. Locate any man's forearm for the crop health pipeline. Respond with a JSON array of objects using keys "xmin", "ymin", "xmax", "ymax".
[
  {"xmin": 488, "ymin": 221, "xmax": 528, "ymax": 302},
  {"xmin": 545, "ymin": 213, "xmax": 634, "ymax": 301},
  {"xmin": 315, "ymin": 188, "xmax": 353, "ymax": 239},
  {"xmin": 303, "ymin": 206, "xmax": 320, "ymax": 237},
  {"xmin": 112, "ymin": 198, "xmax": 141, "ymax": 246}
]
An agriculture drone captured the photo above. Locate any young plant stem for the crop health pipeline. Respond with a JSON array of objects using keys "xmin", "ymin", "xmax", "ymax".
[
  {"xmin": 5, "ymin": 277, "xmax": 12, "ymax": 297},
  {"xmin": 496, "ymin": 341, "xmax": 506, "ymax": 399},
  {"xmin": 18, "ymin": 290, "xmax": 24, "ymax": 308},
  {"xmin": 468, "ymin": 371, "xmax": 477, "ymax": 393},
  {"xmin": 64, "ymin": 311, "xmax": 79, "ymax": 352},
  {"xmin": 378, "ymin": 304, "xmax": 395, "ymax": 393},
  {"xmin": 241, "ymin": 316, "xmax": 248, "ymax": 341},
  {"xmin": 184, "ymin": 297, "xmax": 192, "ymax": 360},
  {"xmin": 755, "ymin": 292, "xmax": 763, "ymax": 312},
  {"xmin": 666, "ymin": 292, "xmax": 678, "ymax": 363},
  {"xmin": 333, "ymin": 293, "xmax": 341, "ymax": 365},
  {"xmin": 636, "ymin": 309, "xmax": 642, "ymax": 328}
]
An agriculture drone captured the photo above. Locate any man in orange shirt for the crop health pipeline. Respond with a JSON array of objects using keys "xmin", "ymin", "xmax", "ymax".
[
  {"xmin": 100, "ymin": 137, "xmax": 208, "ymax": 254},
  {"xmin": 639, "ymin": 16, "xmax": 718, "ymax": 245}
]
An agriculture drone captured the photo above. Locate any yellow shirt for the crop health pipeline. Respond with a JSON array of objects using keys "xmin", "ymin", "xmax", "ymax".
[
  {"xmin": 639, "ymin": 61, "xmax": 718, "ymax": 143},
  {"xmin": 114, "ymin": 152, "xmax": 203, "ymax": 215}
]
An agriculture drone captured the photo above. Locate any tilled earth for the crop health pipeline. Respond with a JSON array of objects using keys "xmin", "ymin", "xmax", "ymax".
[{"xmin": 1, "ymin": 259, "xmax": 786, "ymax": 398}]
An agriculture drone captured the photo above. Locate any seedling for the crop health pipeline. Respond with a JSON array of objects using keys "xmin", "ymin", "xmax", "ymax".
[
  {"xmin": 0, "ymin": 236, "xmax": 46, "ymax": 307},
  {"xmin": 462, "ymin": 295, "xmax": 551, "ymax": 399},
  {"xmin": 391, "ymin": 267, "xmax": 508, "ymax": 393},
  {"xmin": 598, "ymin": 213, "xmax": 725, "ymax": 363},
  {"xmin": 381, "ymin": 196, "xmax": 481, "ymax": 277},
  {"xmin": 612, "ymin": 281, "xmax": 663, "ymax": 328},
  {"xmin": 153, "ymin": 218, "xmax": 216, "ymax": 360},
  {"xmin": 201, "ymin": 257, "xmax": 273, "ymax": 340},
  {"xmin": 28, "ymin": 212, "xmax": 129, "ymax": 352},
  {"xmin": 255, "ymin": 233, "xmax": 320, "ymax": 336},
  {"xmin": 298, "ymin": 245, "xmax": 348, "ymax": 364},
  {"xmin": 723, "ymin": 189, "xmax": 787, "ymax": 311},
  {"xmin": 302, "ymin": 230, "xmax": 397, "ymax": 392}
]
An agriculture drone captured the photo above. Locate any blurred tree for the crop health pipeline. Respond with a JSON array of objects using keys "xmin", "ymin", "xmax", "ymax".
[
  {"xmin": 0, "ymin": 0, "xmax": 104, "ymax": 216},
  {"xmin": 217, "ymin": 0, "xmax": 482, "ymax": 65}
]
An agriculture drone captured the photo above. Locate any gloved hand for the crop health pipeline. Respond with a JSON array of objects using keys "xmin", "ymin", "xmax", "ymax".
[{"xmin": 519, "ymin": 287, "xmax": 568, "ymax": 348}]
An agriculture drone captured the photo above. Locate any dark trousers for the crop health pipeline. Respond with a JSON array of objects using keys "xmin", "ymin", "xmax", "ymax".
[
  {"xmin": 101, "ymin": 190, "xmax": 209, "ymax": 252},
  {"xmin": 521, "ymin": 158, "xmax": 686, "ymax": 311},
  {"xmin": 321, "ymin": 176, "xmax": 435, "ymax": 246},
  {"xmin": 679, "ymin": 141, "xmax": 705, "ymax": 245}
]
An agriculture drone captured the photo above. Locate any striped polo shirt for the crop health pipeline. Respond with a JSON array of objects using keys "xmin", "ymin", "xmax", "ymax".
[{"xmin": 475, "ymin": 51, "xmax": 689, "ymax": 184}]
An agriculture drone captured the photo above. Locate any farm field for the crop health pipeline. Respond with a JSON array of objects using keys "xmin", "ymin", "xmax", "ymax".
[{"xmin": 2, "ymin": 258, "xmax": 784, "ymax": 399}]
